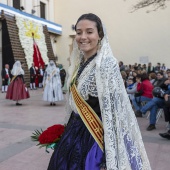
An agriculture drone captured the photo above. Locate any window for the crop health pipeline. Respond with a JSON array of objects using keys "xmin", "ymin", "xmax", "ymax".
[
  {"xmin": 40, "ymin": 2, "xmax": 46, "ymax": 19},
  {"xmin": 13, "ymin": 0, "xmax": 20, "ymax": 10}
]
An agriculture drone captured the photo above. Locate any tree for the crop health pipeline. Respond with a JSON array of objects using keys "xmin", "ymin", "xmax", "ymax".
[{"xmin": 130, "ymin": 0, "xmax": 169, "ymax": 12}]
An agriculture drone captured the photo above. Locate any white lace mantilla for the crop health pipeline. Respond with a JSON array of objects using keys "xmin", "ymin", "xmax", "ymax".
[
  {"xmin": 69, "ymin": 58, "xmax": 98, "ymax": 113},
  {"xmin": 67, "ymin": 29, "xmax": 151, "ymax": 170}
]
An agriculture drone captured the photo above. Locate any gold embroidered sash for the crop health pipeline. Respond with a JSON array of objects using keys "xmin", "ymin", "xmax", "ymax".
[
  {"xmin": 10, "ymin": 76, "xmax": 17, "ymax": 83},
  {"xmin": 70, "ymin": 84, "xmax": 104, "ymax": 151}
]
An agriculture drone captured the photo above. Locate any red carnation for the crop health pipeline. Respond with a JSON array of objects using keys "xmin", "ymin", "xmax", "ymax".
[{"xmin": 38, "ymin": 124, "xmax": 65, "ymax": 144}]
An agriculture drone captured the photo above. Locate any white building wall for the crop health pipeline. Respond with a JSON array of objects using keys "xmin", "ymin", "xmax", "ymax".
[
  {"xmin": 0, "ymin": 0, "xmax": 55, "ymax": 22},
  {"xmin": 0, "ymin": 0, "xmax": 8, "ymax": 5},
  {"xmin": 54, "ymin": 0, "xmax": 170, "ymax": 69}
]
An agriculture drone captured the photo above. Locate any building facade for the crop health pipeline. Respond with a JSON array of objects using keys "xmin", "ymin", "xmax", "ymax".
[
  {"xmin": 54, "ymin": 0, "xmax": 170, "ymax": 70},
  {"xmin": 0, "ymin": 0, "xmax": 62, "ymax": 84}
]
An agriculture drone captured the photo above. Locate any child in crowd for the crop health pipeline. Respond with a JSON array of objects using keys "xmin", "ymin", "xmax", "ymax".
[{"xmin": 126, "ymin": 78, "xmax": 137, "ymax": 103}]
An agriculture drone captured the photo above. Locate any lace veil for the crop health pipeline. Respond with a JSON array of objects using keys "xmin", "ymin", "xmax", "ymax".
[
  {"xmin": 11, "ymin": 61, "xmax": 24, "ymax": 76},
  {"xmin": 45, "ymin": 60, "xmax": 57, "ymax": 73},
  {"xmin": 67, "ymin": 24, "xmax": 151, "ymax": 170}
]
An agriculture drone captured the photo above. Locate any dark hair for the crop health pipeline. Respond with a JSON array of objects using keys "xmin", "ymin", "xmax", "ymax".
[
  {"xmin": 149, "ymin": 72, "xmax": 156, "ymax": 79},
  {"xmin": 136, "ymin": 74, "xmax": 142, "ymax": 79},
  {"xmin": 156, "ymin": 71, "xmax": 163, "ymax": 76},
  {"xmin": 119, "ymin": 61, "xmax": 123, "ymax": 65},
  {"xmin": 75, "ymin": 13, "xmax": 104, "ymax": 39},
  {"xmin": 140, "ymin": 73, "xmax": 149, "ymax": 81},
  {"xmin": 128, "ymin": 78, "xmax": 134, "ymax": 82}
]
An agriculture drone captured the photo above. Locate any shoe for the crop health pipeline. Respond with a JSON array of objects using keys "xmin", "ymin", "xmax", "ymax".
[
  {"xmin": 159, "ymin": 131, "xmax": 170, "ymax": 140},
  {"xmin": 52, "ymin": 103, "xmax": 56, "ymax": 106},
  {"xmin": 16, "ymin": 103, "xmax": 22, "ymax": 106},
  {"xmin": 146, "ymin": 124, "xmax": 156, "ymax": 131},
  {"xmin": 135, "ymin": 110, "xmax": 143, "ymax": 117},
  {"xmin": 50, "ymin": 103, "xmax": 52, "ymax": 106}
]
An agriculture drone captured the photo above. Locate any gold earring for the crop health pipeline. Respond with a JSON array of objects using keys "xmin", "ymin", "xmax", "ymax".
[{"xmin": 98, "ymin": 39, "xmax": 102, "ymax": 47}]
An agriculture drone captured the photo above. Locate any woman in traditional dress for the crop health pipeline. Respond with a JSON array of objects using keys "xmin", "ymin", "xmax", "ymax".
[
  {"xmin": 47, "ymin": 13, "xmax": 151, "ymax": 170},
  {"xmin": 43, "ymin": 60, "xmax": 63, "ymax": 106},
  {"xmin": 6, "ymin": 61, "xmax": 30, "ymax": 105}
]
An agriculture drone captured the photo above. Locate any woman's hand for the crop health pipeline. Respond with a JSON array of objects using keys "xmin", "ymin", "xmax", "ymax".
[
  {"xmin": 164, "ymin": 80, "xmax": 170, "ymax": 85},
  {"xmin": 164, "ymin": 94, "xmax": 169, "ymax": 101}
]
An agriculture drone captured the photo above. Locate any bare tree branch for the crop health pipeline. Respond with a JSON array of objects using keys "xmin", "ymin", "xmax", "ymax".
[{"xmin": 128, "ymin": 0, "xmax": 169, "ymax": 12}]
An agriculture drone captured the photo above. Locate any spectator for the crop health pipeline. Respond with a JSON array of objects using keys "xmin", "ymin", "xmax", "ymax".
[
  {"xmin": 126, "ymin": 78, "xmax": 137, "ymax": 102},
  {"xmin": 58, "ymin": 64, "xmax": 66, "ymax": 88},
  {"xmin": 134, "ymin": 63, "xmax": 138, "ymax": 70},
  {"xmin": 38, "ymin": 65, "xmax": 44, "ymax": 88},
  {"xmin": 132, "ymin": 74, "xmax": 153, "ymax": 114},
  {"xmin": 29, "ymin": 63, "xmax": 36, "ymax": 90},
  {"xmin": 154, "ymin": 63, "xmax": 161, "ymax": 73},
  {"xmin": 147, "ymin": 62, "xmax": 154, "ymax": 74},
  {"xmin": 137, "ymin": 64, "xmax": 142, "ymax": 70},
  {"xmin": 161, "ymin": 63, "xmax": 167, "ymax": 72},
  {"xmin": 142, "ymin": 64, "xmax": 147, "ymax": 71},
  {"xmin": 120, "ymin": 71, "xmax": 127, "ymax": 87},
  {"xmin": 149, "ymin": 72, "xmax": 156, "ymax": 84},
  {"xmin": 152, "ymin": 72, "xmax": 167, "ymax": 88},
  {"xmin": 119, "ymin": 61, "xmax": 125, "ymax": 71},
  {"xmin": 132, "ymin": 71, "xmax": 138, "ymax": 83},
  {"xmin": 1, "ymin": 64, "xmax": 12, "ymax": 93},
  {"xmin": 135, "ymin": 72, "xmax": 168, "ymax": 131}
]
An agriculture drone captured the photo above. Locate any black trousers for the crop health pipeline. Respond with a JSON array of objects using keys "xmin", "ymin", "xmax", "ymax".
[
  {"xmin": 163, "ymin": 106, "xmax": 170, "ymax": 122},
  {"xmin": 2, "ymin": 79, "xmax": 8, "ymax": 86}
]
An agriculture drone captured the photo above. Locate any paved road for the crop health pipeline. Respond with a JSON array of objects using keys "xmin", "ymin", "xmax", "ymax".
[{"xmin": 0, "ymin": 89, "xmax": 170, "ymax": 170}]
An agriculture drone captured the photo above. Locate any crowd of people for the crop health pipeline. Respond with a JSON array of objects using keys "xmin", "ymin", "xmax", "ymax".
[
  {"xmin": 119, "ymin": 61, "xmax": 170, "ymax": 140},
  {"xmin": 1, "ymin": 60, "xmax": 66, "ymax": 106}
]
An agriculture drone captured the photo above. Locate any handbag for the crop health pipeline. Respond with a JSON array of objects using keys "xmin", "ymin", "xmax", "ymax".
[{"xmin": 134, "ymin": 83, "xmax": 143, "ymax": 97}]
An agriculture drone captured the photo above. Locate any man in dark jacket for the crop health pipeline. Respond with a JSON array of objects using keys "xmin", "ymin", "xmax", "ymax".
[
  {"xmin": 1, "ymin": 64, "xmax": 12, "ymax": 93},
  {"xmin": 59, "ymin": 64, "xmax": 66, "ymax": 88},
  {"xmin": 30, "ymin": 63, "xmax": 36, "ymax": 90}
]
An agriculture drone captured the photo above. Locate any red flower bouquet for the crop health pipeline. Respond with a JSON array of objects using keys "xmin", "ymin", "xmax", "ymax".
[{"xmin": 31, "ymin": 124, "xmax": 65, "ymax": 152}]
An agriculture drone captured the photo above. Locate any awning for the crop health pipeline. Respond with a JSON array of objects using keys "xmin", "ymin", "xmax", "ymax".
[{"xmin": 0, "ymin": 3, "xmax": 62, "ymax": 35}]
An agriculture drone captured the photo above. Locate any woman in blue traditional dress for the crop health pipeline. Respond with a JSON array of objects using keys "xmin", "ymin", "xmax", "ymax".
[{"xmin": 47, "ymin": 13, "xmax": 151, "ymax": 170}]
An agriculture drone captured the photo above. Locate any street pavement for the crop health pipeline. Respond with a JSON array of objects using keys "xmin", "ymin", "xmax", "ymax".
[{"xmin": 0, "ymin": 89, "xmax": 170, "ymax": 170}]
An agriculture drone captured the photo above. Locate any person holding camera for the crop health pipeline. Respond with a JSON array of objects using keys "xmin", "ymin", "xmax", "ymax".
[
  {"xmin": 132, "ymin": 74, "xmax": 153, "ymax": 113},
  {"xmin": 135, "ymin": 72, "xmax": 168, "ymax": 131}
]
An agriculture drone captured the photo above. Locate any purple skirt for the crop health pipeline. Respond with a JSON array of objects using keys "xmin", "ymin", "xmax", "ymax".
[{"xmin": 47, "ymin": 112, "xmax": 103, "ymax": 170}]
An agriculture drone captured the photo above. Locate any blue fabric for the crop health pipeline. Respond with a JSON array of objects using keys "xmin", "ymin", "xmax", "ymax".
[
  {"xmin": 132, "ymin": 96, "xmax": 152, "ymax": 111},
  {"xmin": 140, "ymin": 97, "xmax": 165, "ymax": 124},
  {"xmin": 127, "ymin": 83, "xmax": 135, "ymax": 90},
  {"xmin": 85, "ymin": 141, "xmax": 103, "ymax": 170},
  {"xmin": 124, "ymin": 134, "xmax": 142, "ymax": 170},
  {"xmin": 47, "ymin": 112, "xmax": 103, "ymax": 170}
]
